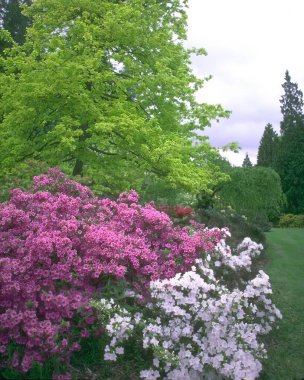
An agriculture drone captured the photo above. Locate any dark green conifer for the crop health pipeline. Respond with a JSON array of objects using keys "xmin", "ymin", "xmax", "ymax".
[
  {"xmin": 242, "ymin": 153, "xmax": 253, "ymax": 168},
  {"xmin": 0, "ymin": 0, "xmax": 31, "ymax": 53},
  {"xmin": 257, "ymin": 123, "xmax": 279, "ymax": 168},
  {"xmin": 280, "ymin": 70, "xmax": 303, "ymax": 135}
]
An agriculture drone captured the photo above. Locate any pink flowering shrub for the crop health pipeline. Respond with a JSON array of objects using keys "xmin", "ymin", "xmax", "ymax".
[{"xmin": 0, "ymin": 169, "xmax": 226, "ymax": 377}]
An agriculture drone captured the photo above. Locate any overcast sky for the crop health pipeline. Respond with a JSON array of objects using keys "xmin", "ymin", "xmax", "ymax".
[{"xmin": 186, "ymin": 0, "xmax": 304, "ymax": 166}]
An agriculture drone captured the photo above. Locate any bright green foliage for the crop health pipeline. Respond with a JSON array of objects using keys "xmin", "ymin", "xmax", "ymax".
[
  {"xmin": 242, "ymin": 153, "xmax": 253, "ymax": 168},
  {"xmin": 0, "ymin": 0, "xmax": 229, "ymax": 194},
  {"xmin": 217, "ymin": 166, "xmax": 285, "ymax": 222},
  {"xmin": 0, "ymin": 159, "xmax": 49, "ymax": 201},
  {"xmin": 257, "ymin": 123, "xmax": 279, "ymax": 168},
  {"xmin": 140, "ymin": 174, "xmax": 196, "ymax": 206},
  {"xmin": 196, "ymin": 156, "xmax": 232, "ymax": 209}
]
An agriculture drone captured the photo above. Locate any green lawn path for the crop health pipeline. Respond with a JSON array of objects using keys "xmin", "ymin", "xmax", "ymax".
[{"xmin": 260, "ymin": 228, "xmax": 304, "ymax": 380}]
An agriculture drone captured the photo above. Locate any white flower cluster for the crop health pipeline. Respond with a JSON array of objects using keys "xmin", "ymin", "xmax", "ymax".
[
  {"xmin": 215, "ymin": 235, "xmax": 264, "ymax": 271},
  {"xmin": 145, "ymin": 267, "xmax": 281, "ymax": 380},
  {"xmin": 100, "ymin": 235, "xmax": 282, "ymax": 380},
  {"xmin": 99, "ymin": 298, "xmax": 143, "ymax": 361}
]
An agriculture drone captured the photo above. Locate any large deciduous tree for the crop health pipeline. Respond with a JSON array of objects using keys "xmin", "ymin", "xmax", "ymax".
[
  {"xmin": 0, "ymin": 0, "xmax": 229, "ymax": 194},
  {"xmin": 257, "ymin": 123, "xmax": 279, "ymax": 168}
]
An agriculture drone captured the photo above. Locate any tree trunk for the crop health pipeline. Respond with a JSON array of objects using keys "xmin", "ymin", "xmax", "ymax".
[
  {"xmin": 72, "ymin": 158, "xmax": 84, "ymax": 176},
  {"xmin": 72, "ymin": 124, "xmax": 89, "ymax": 177}
]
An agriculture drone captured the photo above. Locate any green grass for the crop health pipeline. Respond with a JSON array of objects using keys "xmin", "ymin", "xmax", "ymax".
[{"xmin": 260, "ymin": 228, "xmax": 304, "ymax": 380}]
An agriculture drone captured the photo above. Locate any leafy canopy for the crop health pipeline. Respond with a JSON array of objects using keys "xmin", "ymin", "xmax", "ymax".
[{"xmin": 0, "ymin": 0, "xmax": 229, "ymax": 194}]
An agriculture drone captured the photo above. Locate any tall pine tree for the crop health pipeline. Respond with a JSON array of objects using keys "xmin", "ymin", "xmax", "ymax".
[
  {"xmin": 242, "ymin": 153, "xmax": 253, "ymax": 168},
  {"xmin": 257, "ymin": 123, "xmax": 279, "ymax": 168},
  {"xmin": 280, "ymin": 70, "xmax": 303, "ymax": 135},
  {"xmin": 276, "ymin": 71, "xmax": 304, "ymax": 213}
]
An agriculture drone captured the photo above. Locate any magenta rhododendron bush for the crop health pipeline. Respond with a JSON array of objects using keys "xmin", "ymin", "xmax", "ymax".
[{"xmin": 0, "ymin": 169, "xmax": 225, "ymax": 375}]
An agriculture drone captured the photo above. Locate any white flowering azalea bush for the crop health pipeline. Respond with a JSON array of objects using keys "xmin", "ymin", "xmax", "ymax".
[{"xmin": 92, "ymin": 229, "xmax": 282, "ymax": 380}]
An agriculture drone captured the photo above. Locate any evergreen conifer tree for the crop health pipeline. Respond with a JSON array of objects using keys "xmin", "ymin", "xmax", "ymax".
[
  {"xmin": 276, "ymin": 70, "xmax": 304, "ymax": 213},
  {"xmin": 280, "ymin": 70, "xmax": 304, "ymax": 134},
  {"xmin": 257, "ymin": 123, "xmax": 279, "ymax": 168},
  {"xmin": 0, "ymin": 0, "xmax": 31, "ymax": 53},
  {"xmin": 242, "ymin": 153, "xmax": 253, "ymax": 168}
]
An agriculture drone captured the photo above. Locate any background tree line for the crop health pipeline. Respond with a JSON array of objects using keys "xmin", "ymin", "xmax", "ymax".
[{"xmin": 257, "ymin": 70, "xmax": 304, "ymax": 214}]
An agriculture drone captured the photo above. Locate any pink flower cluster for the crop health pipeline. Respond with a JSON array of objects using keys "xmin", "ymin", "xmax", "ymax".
[{"xmin": 0, "ymin": 169, "xmax": 225, "ymax": 376}]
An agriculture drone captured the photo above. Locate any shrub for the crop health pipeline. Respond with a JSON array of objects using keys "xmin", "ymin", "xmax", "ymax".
[
  {"xmin": 93, "ymin": 234, "xmax": 282, "ymax": 380},
  {"xmin": 157, "ymin": 205, "xmax": 194, "ymax": 219},
  {"xmin": 250, "ymin": 212, "xmax": 272, "ymax": 232},
  {"xmin": 0, "ymin": 169, "xmax": 226, "ymax": 379},
  {"xmin": 215, "ymin": 167, "xmax": 285, "ymax": 223},
  {"xmin": 278, "ymin": 214, "xmax": 304, "ymax": 228},
  {"xmin": 195, "ymin": 208, "xmax": 266, "ymax": 248}
]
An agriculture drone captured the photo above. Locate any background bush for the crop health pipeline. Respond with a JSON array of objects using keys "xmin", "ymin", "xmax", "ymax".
[
  {"xmin": 195, "ymin": 207, "xmax": 266, "ymax": 248},
  {"xmin": 215, "ymin": 166, "xmax": 285, "ymax": 224},
  {"xmin": 278, "ymin": 214, "xmax": 304, "ymax": 228}
]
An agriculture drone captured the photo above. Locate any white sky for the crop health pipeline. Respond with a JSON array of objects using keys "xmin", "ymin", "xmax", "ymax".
[{"xmin": 186, "ymin": 0, "xmax": 304, "ymax": 166}]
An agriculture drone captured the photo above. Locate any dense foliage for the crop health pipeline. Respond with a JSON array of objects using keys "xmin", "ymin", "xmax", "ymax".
[
  {"xmin": 0, "ymin": 160, "xmax": 50, "ymax": 202},
  {"xmin": 195, "ymin": 208, "xmax": 266, "ymax": 248},
  {"xmin": 0, "ymin": 0, "xmax": 229, "ymax": 195}
]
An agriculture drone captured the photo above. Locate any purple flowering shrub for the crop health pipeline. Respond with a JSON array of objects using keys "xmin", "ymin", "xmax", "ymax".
[{"xmin": 0, "ymin": 169, "xmax": 225, "ymax": 376}]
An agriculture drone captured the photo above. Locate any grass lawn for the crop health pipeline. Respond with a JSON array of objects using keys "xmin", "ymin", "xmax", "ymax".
[{"xmin": 260, "ymin": 228, "xmax": 304, "ymax": 380}]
